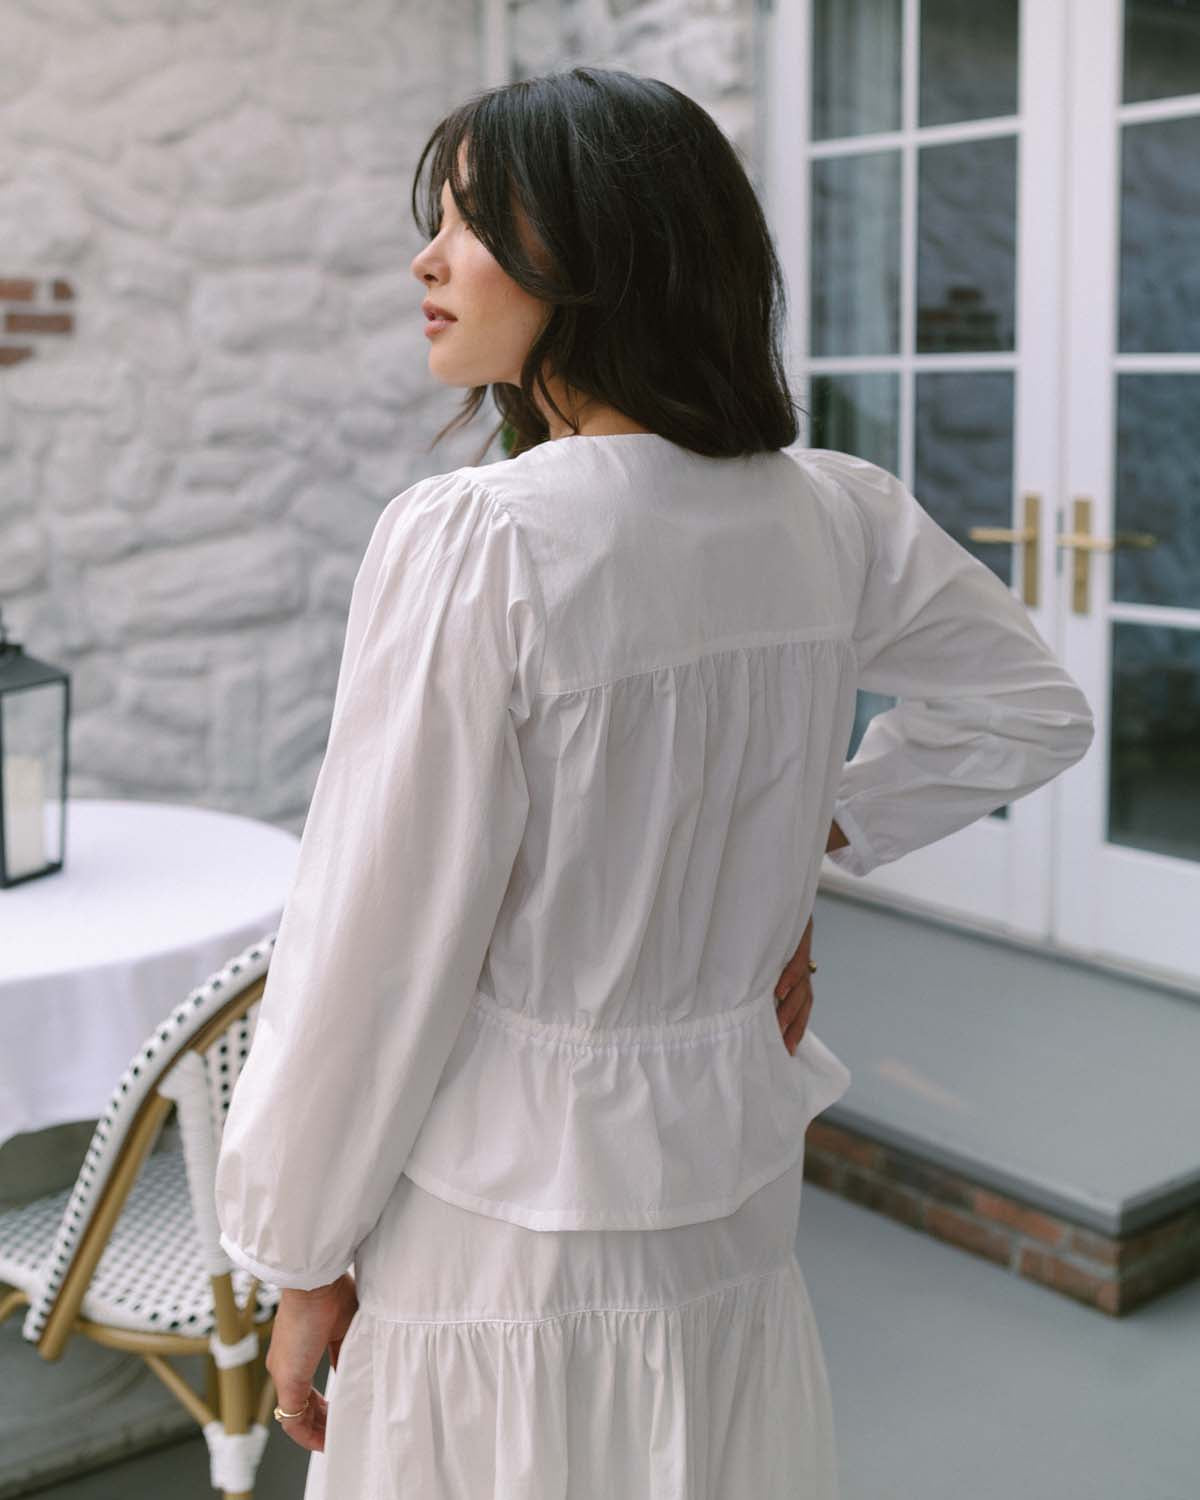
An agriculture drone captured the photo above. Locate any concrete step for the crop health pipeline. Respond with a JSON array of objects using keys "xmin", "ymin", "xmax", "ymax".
[{"xmin": 802, "ymin": 887, "xmax": 1200, "ymax": 1314}]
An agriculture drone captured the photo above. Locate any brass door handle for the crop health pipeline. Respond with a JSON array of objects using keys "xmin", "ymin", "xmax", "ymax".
[
  {"xmin": 967, "ymin": 492, "xmax": 1040, "ymax": 608},
  {"xmin": 1055, "ymin": 497, "xmax": 1158, "ymax": 614}
]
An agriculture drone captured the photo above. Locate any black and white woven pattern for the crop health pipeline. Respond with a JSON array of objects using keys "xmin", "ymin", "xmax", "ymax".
[
  {"xmin": 0, "ymin": 933, "xmax": 278, "ymax": 1346},
  {"xmin": 0, "ymin": 1146, "xmax": 279, "ymax": 1336}
]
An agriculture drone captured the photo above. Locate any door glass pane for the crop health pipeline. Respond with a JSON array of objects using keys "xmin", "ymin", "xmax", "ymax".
[
  {"xmin": 914, "ymin": 371, "xmax": 1016, "ymax": 586},
  {"xmin": 806, "ymin": 373, "xmax": 900, "ymax": 470},
  {"xmin": 919, "ymin": 0, "xmax": 1021, "ymax": 128},
  {"xmin": 1113, "ymin": 375, "xmax": 1200, "ymax": 610},
  {"xmin": 810, "ymin": 152, "xmax": 902, "ymax": 357},
  {"xmin": 1118, "ymin": 115, "xmax": 1200, "ymax": 354},
  {"xmin": 1122, "ymin": 0, "xmax": 1200, "ymax": 105},
  {"xmin": 917, "ymin": 136, "xmax": 1017, "ymax": 353},
  {"xmin": 1110, "ymin": 623, "xmax": 1200, "ymax": 860},
  {"xmin": 916, "ymin": 369, "xmax": 1017, "ymax": 823},
  {"xmin": 811, "ymin": 0, "xmax": 902, "ymax": 142}
]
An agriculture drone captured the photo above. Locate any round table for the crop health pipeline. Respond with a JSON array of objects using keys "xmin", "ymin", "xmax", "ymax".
[
  {"xmin": 0, "ymin": 798, "xmax": 300, "ymax": 1148},
  {"xmin": 0, "ymin": 800, "xmax": 300, "ymax": 1487}
]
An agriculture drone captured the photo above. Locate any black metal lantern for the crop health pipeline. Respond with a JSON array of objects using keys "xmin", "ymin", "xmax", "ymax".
[{"xmin": 0, "ymin": 607, "xmax": 70, "ymax": 888}]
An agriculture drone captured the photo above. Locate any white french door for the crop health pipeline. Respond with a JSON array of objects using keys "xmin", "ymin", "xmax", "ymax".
[{"xmin": 762, "ymin": 0, "xmax": 1200, "ymax": 988}]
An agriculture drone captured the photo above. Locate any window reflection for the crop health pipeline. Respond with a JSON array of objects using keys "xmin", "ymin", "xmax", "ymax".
[
  {"xmin": 1119, "ymin": 115, "xmax": 1200, "ymax": 356},
  {"xmin": 810, "ymin": 152, "xmax": 902, "ymax": 357},
  {"xmin": 806, "ymin": 374, "xmax": 899, "ymax": 471},
  {"xmin": 1123, "ymin": 0, "xmax": 1200, "ymax": 105},
  {"xmin": 811, "ymin": 0, "xmax": 903, "ymax": 142},
  {"xmin": 919, "ymin": 0, "xmax": 1020, "ymax": 128},
  {"xmin": 914, "ymin": 370, "xmax": 1016, "ymax": 587},
  {"xmin": 1114, "ymin": 375, "xmax": 1200, "ymax": 611},
  {"xmin": 1110, "ymin": 624, "xmax": 1200, "ymax": 861},
  {"xmin": 917, "ymin": 136, "xmax": 1017, "ymax": 354}
]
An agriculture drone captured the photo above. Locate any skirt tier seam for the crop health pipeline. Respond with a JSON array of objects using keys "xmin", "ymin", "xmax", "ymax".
[{"xmin": 354, "ymin": 1252, "xmax": 798, "ymax": 1329}]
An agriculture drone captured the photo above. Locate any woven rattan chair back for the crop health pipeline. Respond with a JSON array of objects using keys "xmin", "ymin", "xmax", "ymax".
[{"xmin": 0, "ymin": 933, "xmax": 284, "ymax": 1498}]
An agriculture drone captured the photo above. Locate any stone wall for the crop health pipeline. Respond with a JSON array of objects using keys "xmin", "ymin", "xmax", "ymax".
[
  {"xmin": 0, "ymin": 0, "xmax": 762, "ymax": 839},
  {"xmin": 510, "ymin": 0, "xmax": 762, "ymax": 183},
  {"xmin": 0, "ymin": 0, "xmax": 483, "ymax": 837}
]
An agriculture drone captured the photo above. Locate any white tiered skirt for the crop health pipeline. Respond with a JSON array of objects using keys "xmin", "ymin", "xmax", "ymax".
[{"xmin": 302, "ymin": 1148, "xmax": 839, "ymax": 1499}]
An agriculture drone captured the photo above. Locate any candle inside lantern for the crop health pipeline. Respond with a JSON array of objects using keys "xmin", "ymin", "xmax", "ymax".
[{"xmin": 3, "ymin": 753, "xmax": 46, "ymax": 879}]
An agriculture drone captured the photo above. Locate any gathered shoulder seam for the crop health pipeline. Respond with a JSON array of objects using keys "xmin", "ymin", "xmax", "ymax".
[{"xmin": 460, "ymin": 473, "xmax": 551, "ymax": 709}]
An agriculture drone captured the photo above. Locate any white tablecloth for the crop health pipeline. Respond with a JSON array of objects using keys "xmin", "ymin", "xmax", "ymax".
[{"xmin": 0, "ymin": 798, "xmax": 300, "ymax": 1146}]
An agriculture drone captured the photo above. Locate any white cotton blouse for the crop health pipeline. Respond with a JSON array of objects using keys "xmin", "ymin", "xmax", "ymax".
[{"xmin": 214, "ymin": 435, "xmax": 1095, "ymax": 1290}]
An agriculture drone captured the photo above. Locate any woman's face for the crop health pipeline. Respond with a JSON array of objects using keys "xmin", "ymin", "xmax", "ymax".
[{"xmin": 410, "ymin": 155, "xmax": 550, "ymax": 390}]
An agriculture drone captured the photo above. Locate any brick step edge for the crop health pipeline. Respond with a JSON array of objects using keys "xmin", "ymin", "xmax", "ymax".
[{"xmin": 802, "ymin": 1119, "xmax": 1200, "ymax": 1316}]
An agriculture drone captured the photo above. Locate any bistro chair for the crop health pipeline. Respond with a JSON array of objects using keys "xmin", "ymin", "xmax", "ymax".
[{"xmin": 0, "ymin": 934, "xmax": 285, "ymax": 1499}]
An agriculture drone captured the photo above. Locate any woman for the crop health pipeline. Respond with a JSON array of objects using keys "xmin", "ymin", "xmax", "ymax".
[{"xmin": 214, "ymin": 67, "xmax": 1094, "ymax": 1497}]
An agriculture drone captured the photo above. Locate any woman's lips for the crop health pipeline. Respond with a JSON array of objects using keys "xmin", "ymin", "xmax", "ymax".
[{"xmin": 424, "ymin": 315, "xmax": 456, "ymax": 336}]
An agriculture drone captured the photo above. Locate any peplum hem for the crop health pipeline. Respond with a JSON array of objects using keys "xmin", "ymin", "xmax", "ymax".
[{"xmin": 401, "ymin": 985, "xmax": 853, "ymax": 1231}]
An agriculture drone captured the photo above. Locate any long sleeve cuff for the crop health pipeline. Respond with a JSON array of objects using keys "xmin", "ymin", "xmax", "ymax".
[
  {"xmin": 218, "ymin": 1230, "xmax": 352, "ymax": 1292},
  {"xmin": 823, "ymin": 795, "xmax": 880, "ymax": 878}
]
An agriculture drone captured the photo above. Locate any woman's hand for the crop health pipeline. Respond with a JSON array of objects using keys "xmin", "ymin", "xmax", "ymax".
[
  {"xmin": 775, "ymin": 819, "xmax": 843, "ymax": 1052},
  {"xmin": 775, "ymin": 910, "xmax": 816, "ymax": 1055},
  {"xmin": 266, "ymin": 1271, "xmax": 359, "ymax": 1453}
]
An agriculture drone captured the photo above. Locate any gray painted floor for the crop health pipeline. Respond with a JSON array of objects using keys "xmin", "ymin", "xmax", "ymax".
[
  {"xmin": 808, "ymin": 890, "xmax": 1200, "ymax": 1233},
  {"xmin": 24, "ymin": 1178, "xmax": 1200, "ymax": 1499},
  {"xmin": 797, "ymin": 1184, "xmax": 1200, "ymax": 1500}
]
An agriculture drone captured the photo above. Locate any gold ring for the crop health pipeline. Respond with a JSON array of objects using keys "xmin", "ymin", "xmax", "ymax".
[{"xmin": 274, "ymin": 1395, "xmax": 310, "ymax": 1422}]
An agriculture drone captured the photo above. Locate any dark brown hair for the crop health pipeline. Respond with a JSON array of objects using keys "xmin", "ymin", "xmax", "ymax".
[{"xmin": 411, "ymin": 66, "xmax": 803, "ymax": 462}]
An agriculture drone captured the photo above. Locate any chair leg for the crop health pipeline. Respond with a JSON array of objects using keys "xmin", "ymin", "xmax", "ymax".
[
  {"xmin": 204, "ymin": 1272, "xmax": 270, "ymax": 1496},
  {"xmin": 201, "ymin": 1356, "xmax": 268, "ymax": 1499},
  {"xmin": 0, "ymin": 1285, "xmax": 26, "ymax": 1325},
  {"xmin": 251, "ymin": 1340, "xmax": 269, "ymax": 1410}
]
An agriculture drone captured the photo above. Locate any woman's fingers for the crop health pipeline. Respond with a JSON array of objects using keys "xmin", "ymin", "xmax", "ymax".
[
  {"xmin": 778, "ymin": 982, "xmax": 814, "ymax": 1052},
  {"xmin": 775, "ymin": 914, "xmax": 814, "ymax": 999},
  {"xmin": 775, "ymin": 913, "xmax": 816, "ymax": 1053},
  {"xmin": 273, "ymin": 1389, "xmax": 329, "ymax": 1453}
]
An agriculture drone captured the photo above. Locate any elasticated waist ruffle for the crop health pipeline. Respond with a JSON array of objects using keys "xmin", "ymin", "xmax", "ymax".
[{"xmin": 402, "ymin": 986, "xmax": 852, "ymax": 1231}]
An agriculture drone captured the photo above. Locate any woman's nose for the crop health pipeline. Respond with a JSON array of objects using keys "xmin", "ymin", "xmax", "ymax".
[{"xmin": 411, "ymin": 243, "xmax": 434, "ymax": 277}]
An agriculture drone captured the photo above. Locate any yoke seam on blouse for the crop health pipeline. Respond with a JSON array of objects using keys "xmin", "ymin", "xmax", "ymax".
[
  {"xmin": 468, "ymin": 470, "xmax": 855, "ymax": 702},
  {"xmin": 536, "ymin": 625, "xmax": 855, "ymax": 700}
]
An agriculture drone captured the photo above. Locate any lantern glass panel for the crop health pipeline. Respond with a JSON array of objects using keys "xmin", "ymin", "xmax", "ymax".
[{"xmin": 2, "ymin": 679, "xmax": 66, "ymax": 880}]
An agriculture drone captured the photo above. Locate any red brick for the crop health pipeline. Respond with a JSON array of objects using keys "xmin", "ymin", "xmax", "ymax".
[
  {"xmin": 925, "ymin": 1203, "xmax": 1013, "ymax": 1267},
  {"xmin": 1119, "ymin": 1206, "xmax": 1200, "ymax": 1266},
  {"xmin": 0, "ymin": 345, "xmax": 34, "ymax": 366},
  {"xmin": 51, "ymin": 278, "xmax": 75, "ymax": 301},
  {"xmin": 801, "ymin": 1153, "xmax": 838, "ymax": 1192},
  {"xmin": 972, "ymin": 1188, "xmax": 1068, "ymax": 1247},
  {"xmin": 1017, "ymin": 1247, "xmax": 1115, "ymax": 1309},
  {"xmin": 840, "ymin": 1167, "xmax": 924, "ymax": 1232},
  {"xmin": 805, "ymin": 1121, "xmax": 883, "ymax": 1170},
  {"xmin": 1095, "ymin": 1280, "xmax": 1120, "ymax": 1316},
  {"xmin": 0, "ymin": 278, "xmax": 35, "ymax": 300},
  {"xmin": 1116, "ymin": 1243, "xmax": 1200, "ymax": 1314},
  {"xmin": 5, "ymin": 311, "xmax": 72, "ymax": 335},
  {"xmin": 878, "ymin": 1150, "xmax": 975, "ymax": 1210},
  {"xmin": 1067, "ymin": 1227, "xmax": 1122, "ymax": 1267}
]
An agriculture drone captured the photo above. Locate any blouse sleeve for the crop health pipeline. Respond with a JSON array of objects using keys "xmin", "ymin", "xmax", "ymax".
[
  {"xmin": 213, "ymin": 470, "xmax": 545, "ymax": 1289},
  {"xmin": 807, "ymin": 450, "xmax": 1096, "ymax": 879}
]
